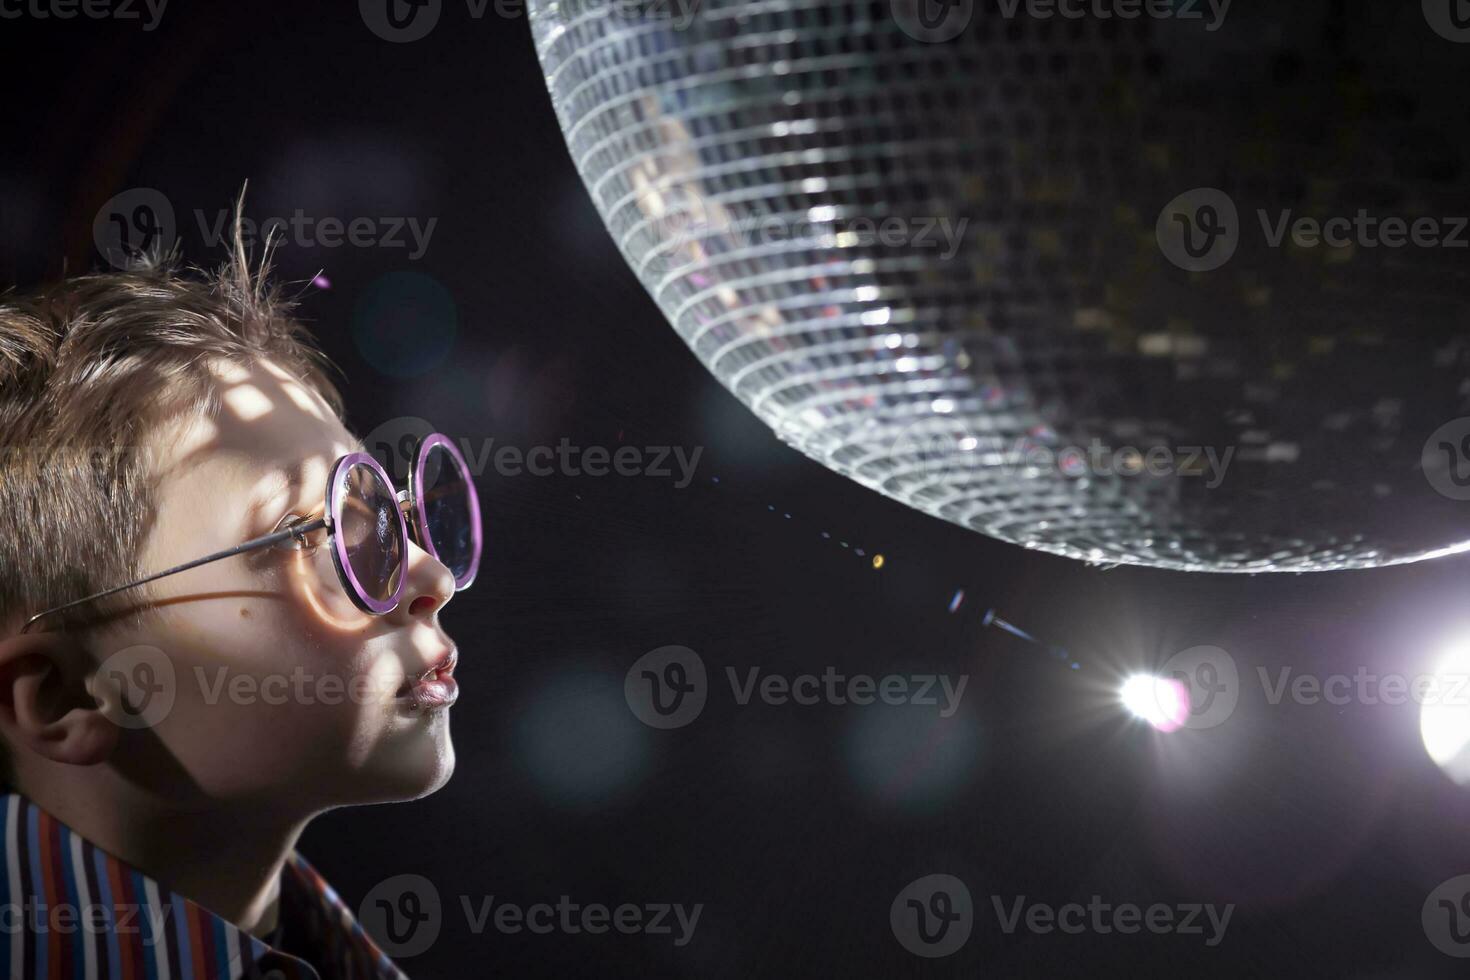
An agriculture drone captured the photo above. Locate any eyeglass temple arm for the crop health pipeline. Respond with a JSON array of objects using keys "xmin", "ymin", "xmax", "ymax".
[{"xmin": 19, "ymin": 516, "xmax": 330, "ymax": 634}]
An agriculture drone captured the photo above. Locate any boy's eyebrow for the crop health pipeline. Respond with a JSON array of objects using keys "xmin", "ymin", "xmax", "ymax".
[
  {"xmin": 247, "ymin": 468, "xmax": 304, "ymax": 520},
  {"xmin": 248, "ymin": 442, "xmax": 371, "ymax": 513}
]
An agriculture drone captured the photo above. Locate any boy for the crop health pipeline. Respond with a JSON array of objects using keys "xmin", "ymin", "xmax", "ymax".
[{"xmin": 0, "ymin": 224, "xmax": 471, "ymax": 978}]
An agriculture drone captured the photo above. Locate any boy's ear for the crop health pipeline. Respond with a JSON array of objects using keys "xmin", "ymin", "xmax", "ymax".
[{"xmin": 0, "ymin": 632, "xmax": 119, "ymax": 769}]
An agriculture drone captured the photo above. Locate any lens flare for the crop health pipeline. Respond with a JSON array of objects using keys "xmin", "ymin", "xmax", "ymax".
[
  {"xmin": 1419, "ymin": 641, "xmax": 1470, "ymax": 785},
  {"xmin": 1121, "ymin": 675, "xmax": 1191, "ymax": 733}
]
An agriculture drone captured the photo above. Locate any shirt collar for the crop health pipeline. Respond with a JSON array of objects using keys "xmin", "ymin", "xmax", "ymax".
[{"xmin": 0, "ymin": 792, "xmax": 407, "ymax": 979}]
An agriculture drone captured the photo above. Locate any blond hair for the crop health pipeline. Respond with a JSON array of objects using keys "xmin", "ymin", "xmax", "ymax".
[{"xmin": 0, "ymin": 203, "xmax": 343, "ymax": 632}]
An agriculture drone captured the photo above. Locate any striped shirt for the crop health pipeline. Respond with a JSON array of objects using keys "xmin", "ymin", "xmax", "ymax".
[{"xmin": 0, "ymin": 793, "xmax": 408, "ymax": 979}]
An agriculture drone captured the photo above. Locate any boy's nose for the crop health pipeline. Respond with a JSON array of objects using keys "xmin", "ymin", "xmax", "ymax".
[
  {"xmin": 408, "ymin": 594, "xmax": 440, "ymax": 617},
  {"xmin": 390, "ymin": 542, "xmax": 456, "ymax": 624}
]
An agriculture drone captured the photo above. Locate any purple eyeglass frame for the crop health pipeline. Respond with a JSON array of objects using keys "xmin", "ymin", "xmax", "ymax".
[
  {"xmin": 327, "ymin": 451, "xmax": 410, "ymax": 615},
  {"xmin": 409, "ymin": 432, "xmax": 483, "ymax": 591},
  {"xmin": 19, "ymin": 432, "xmax": 481, "ymax": 632}
]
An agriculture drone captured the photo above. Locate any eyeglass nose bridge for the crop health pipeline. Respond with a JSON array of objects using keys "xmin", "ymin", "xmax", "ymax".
[{"xmin": 395, "ymin": 488, "xmax": 424, "ymax": 546}]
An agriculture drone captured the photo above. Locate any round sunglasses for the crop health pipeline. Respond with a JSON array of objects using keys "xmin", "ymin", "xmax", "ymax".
[{"xmin": 21, "ymin": 431, "xmax": 482, "ymax": 632}]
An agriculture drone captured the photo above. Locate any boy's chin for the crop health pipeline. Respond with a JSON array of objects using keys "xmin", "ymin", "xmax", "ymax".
[{"xmin": 345, "ymin": 730, "xmax": 457, "ymax": 805}]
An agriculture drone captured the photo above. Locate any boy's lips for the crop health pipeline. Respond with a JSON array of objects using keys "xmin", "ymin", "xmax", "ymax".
[{"xmin": 398, "ymin": 649, "xmax": 458, "ymax": 710}]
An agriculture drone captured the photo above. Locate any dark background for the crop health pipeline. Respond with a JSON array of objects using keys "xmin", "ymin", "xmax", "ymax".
[{"xmin": 4, "ymin": 5, "xmax": 1470, "ymax": 977}]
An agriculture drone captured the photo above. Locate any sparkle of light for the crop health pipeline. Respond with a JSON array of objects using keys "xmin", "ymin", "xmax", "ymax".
[
  {"xmin": 1121, "ymin": 674, "xmax": 1190, "ymax": 733},
  {"xmin": 1420, "ymin": 639, "xmax": 1470, "ymax": 785}
]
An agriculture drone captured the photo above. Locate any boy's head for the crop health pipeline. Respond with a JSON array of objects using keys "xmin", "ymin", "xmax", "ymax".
[{"xmin": 0, "ymin": 238, "xmax": 459, "ymax": 812}]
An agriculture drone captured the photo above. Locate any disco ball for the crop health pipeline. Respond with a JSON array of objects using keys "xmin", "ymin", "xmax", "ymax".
[{"xmin": 529, "ymin": 0, "xmax": 1470, "ymax": 572}]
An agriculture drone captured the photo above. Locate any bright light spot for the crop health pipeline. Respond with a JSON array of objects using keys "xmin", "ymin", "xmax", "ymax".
[
  {"xmin": 222, "ymin": 384, "xmax": 273, "ymax": 421},
  {"xmin": 1121, "ymin": 674, "xmax": 1190, "ymax": 733},
  {"xmin": 1420, "ymin": 640, "xmax": 1470, "ymax": 785},
  {"xmin": 871, "ymin": 554, "xmax": 885, "ymax": 570},
  {"xmin": 931, "ymin": 398, "xmax": 955, "ymax": 414}
]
